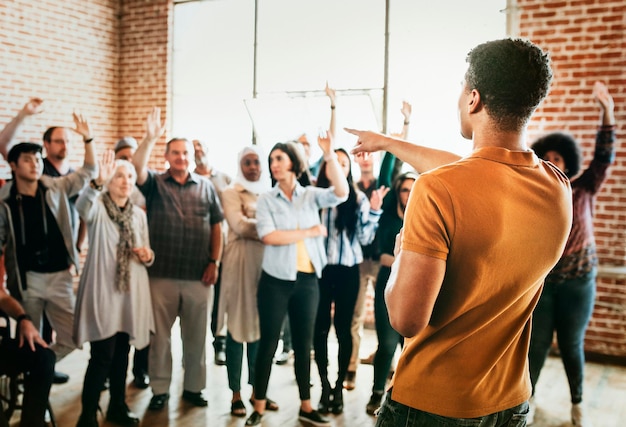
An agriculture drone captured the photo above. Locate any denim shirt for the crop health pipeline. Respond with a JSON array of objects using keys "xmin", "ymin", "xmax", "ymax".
[{"xmin": 256, "ymin": 183, "xmax": 347, "ymax": 281}]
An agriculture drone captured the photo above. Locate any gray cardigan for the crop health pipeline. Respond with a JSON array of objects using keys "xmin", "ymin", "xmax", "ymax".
[{"xmin": 0, "ymin": 164, "xmax": 96, "ymax": 300}]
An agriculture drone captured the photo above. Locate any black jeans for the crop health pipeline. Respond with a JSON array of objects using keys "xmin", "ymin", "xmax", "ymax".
[
  {"xmin": 254, "ymin": 271, "xmax": 319, "ymax": 401},
  {"xmin": 313, "ymin": 264, "xmax": 360, "ymax": 389},
  {"xmin": 0, "ymin": 339, "xmax": 55, "ymax": 427},
  {"xmin": 211, "ymin": 263, "xmax": 226, "ymax": 352},
  {"xmin": 132, "ymin": 345, "xmax": 149, "ymax": 378},
  {"xmin": 80, "ymin": 332, "xmax": 131, "ymax": 415},
  {"xmin": 373, "ymin": 266, "xmax": 403, "ymax": 392}
]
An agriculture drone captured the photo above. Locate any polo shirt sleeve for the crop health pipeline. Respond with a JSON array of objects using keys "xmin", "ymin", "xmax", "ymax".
[
  {"xmin": 255, "ymin": 193, "xmax": 276, "ymax": 239},
  {"xmin": 401, "ymin": 174, "xmax": 453, "ymax": 261}
]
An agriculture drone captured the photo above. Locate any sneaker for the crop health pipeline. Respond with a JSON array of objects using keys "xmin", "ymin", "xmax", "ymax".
[
  {"xmin": 275, "ymin": 350, "xmax": 291, "ymax": 365},
  {"xmin": 571, "ymin": 403, "xmax": 593, "ymax": 427},
  {"xmin": 527, "ymin": 396, "xmax": 535, "ymax": 425},
  {"xmin": 298, "ymin": 409, "xmax": 330, "ymax": 426},
  {"xmin": 343, "ymin": 371, "xmax": 356, "ymax": 390}
]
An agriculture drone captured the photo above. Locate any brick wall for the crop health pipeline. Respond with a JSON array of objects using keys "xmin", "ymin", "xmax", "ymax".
[
  {"xmin": 0, "ymin": 0, "xmax": 120, "ymax": 175},
  {"xmin": 118, "ymin": 0, "xmax": 171, "ymax": 170},
  {"xmin": 517, "ymin": 0, "xmax": 626, "ymax": 359},
  {"xmin": 0, "ymin": 0, "xmax": 624, "ymax": 359}
]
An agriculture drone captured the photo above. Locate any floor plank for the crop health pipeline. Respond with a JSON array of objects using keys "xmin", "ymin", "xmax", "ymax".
[{"xmin": 8, "ymin": 325, "xmax": 626, "ymax": 426}]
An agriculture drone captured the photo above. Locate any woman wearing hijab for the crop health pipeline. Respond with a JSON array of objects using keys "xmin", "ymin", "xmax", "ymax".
[
  {"xmin": 74, "ymin": 151, "xmax": 154, "ymax": 427},
  {"xmin": 245, "ymin": 133, "xmax": 348, "ymax": 427},
  {"xmin": 217, "ymin": 146, "xmax": 279, "ymax": 417}
]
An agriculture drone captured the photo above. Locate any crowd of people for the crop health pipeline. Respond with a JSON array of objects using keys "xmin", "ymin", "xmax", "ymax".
[{"xmin": 0, "ymin": 36, "xmax": 617, "ymax": 427}]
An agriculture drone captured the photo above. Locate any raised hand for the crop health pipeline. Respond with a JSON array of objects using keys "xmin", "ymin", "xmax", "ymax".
[
  {"xmin": 144, "ymin": 107, "xmax": 166, "ymax": 142},
  {"xmin": 21, "ymin": 98, "xmax": 44, "ymax": 116},
  {"xmin": 325, "ymin": 82, "xmax": 336, "ymax": 105},
  {"xmin": 346, "ymin": 128, "xmax": 387, "ymax": 155},
  {"xmin": 370, "ymin": 185, "xmax": 390, "ymax": 211},
  {"xmin": 401, "ymin": 101, "xmax": 412, "ymax": 122},
  {"xmin": 72, "ymin": 111, "xmax": 93, "ymax": 140},
  {"xmin": 593, "ymin": 81, "xmax": 615, "ymax": 126},
  {"xmin": 318, "ymin": 128, "xmax": 334, "ymax": 156},
  {"xmin": 97, "ymin": 149, "xmax": 116, "ymax": 184}
]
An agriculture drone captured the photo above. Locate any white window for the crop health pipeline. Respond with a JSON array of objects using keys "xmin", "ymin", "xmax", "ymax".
[{"xmin": 173, "ymin": 0, "xmax": 506, "ymax": 177}]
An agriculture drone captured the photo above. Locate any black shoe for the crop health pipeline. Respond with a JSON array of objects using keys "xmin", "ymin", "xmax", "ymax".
[
  {"xmin": 133, "ymin": 372, "xmax": 150, "ymax": 389},
  {"xmin": 53, "ymin": 371, "xmax": 69, "ymax": 384},
  {"xmin": 214, "ymin": 350, "xmax": 227, "ymax": 366},
  {"xmin": 106, "ymin": 404, "xmax": 139, "ymax": 426},
  {"xmin": 366, "ymin": 391, "xmax": 383, "ymax": 415},
  {"xmin": 330, "ymin": 386, "xmax": 343, "ymax": 414},
  {"xmin": 182, "ymin": 390, "xmax": 208, "ymax": 407},
  {"xmin": 75, "ymin": 412, "xmax": 98, "ymax": 427},
  {"xmin": 245, "ymin": 411, "xmax": 263, "ymax": 426},
  {"xmin": 317, "ymin": 384, "xmax": 331, "ymax": 414},
  {"xmin": 298, "ymin": 409, "xmax": 330, "ymax": 426},
  {"xmin": 148, "ymin": 393, "xmax": 169, "ymax": 410}
]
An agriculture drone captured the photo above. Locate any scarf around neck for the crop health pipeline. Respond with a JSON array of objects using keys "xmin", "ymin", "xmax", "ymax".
[{"xmin": 102, "ymin": 192, "xmax": 135, "ymax": 292}]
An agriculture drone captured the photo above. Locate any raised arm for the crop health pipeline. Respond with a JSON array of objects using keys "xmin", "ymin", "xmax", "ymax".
[
  {"xmin": 398, "ymin": 101, "xmax": 412, "ymax": 140},
  {"xmin": 347, "ymin": 129, "xmax": 461, "ymax": 173},
  {"xmin": 133, "ymin": 107, "xmax": 166, "ymax": 185},
  {"xmin": 71, "ymin": 112, "xmax": 96, "ymax": 168},
  {"xmin": 325, "ymin": 82, "xmax": 337, "ymax": 137},
  {"xmin": 0, "ymin": 98, "xmax": 44, "ymax": 159},
  {"xmin": 593, "ymin": 81, "xmax": 615, "ymax": 126},
  {"xmin": 318, "ymin": 130, "xmax": 349, "ymax": 197}
]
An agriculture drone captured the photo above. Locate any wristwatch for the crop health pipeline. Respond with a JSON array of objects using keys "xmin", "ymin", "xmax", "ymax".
[
  {"xmin": 90, "ymin": 179, "xmax": 103, "ymax": 191},
  {"xmin": 208, "ymin": 258, "xmax": 221, "ymax": 268}
]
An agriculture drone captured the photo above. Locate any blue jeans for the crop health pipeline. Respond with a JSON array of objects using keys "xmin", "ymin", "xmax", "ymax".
[
  {"xmin": 373, "ymin": 266, "xmax": 403, "ymax": 392},
  {"xmin": 528, "ymin": 268, "xmax": 596, "ymax": 404},
  {"xmin": 375, "ymin": 392, "xmax": 529, "ymax": 427}
]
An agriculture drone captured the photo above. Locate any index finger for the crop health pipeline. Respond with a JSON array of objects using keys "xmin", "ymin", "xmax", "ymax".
[{"xmin": 344, "ymin": 127, "xmax": 361, "ymax": 137}]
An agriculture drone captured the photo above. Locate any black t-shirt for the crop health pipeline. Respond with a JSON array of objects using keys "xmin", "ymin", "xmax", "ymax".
[{"xmin": 8, "ymin": 186, "xmax": 71, "ymax": 273}]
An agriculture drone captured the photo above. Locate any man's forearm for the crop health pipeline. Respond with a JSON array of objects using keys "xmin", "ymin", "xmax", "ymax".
[
  {"xmin": 385, "ymin": 136, "xmax": 461, "ymax": 173},
  {"xmin": 133, "ymin": 136, "xmax": 157, "ymax": 185}
]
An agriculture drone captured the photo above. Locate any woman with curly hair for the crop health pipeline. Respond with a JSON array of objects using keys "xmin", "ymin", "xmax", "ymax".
[{"xmin": 528, "ymin": 81, "xmax": 616, "ymax": 426}]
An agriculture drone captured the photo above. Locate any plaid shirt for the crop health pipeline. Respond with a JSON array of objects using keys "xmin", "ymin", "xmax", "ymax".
[{"xmin": 139, "ymin": 170, "xmax": 224, "ymax": 280}]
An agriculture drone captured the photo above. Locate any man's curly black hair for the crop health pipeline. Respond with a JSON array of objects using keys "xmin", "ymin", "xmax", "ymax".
[
  {"xmin": 464, "ymin": 38, "xmax": 553, "ymax": 132},
  {"xmin": 531, "ymin": 132, "xmax": 582, "ymax": 179}
]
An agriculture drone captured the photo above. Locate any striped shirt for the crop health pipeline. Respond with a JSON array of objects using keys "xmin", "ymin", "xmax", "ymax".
[{"xmin": 321, "ymin": 191, "xmax": 381, "ymax": 267}]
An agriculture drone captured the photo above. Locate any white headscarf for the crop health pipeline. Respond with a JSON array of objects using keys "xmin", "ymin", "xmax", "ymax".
[{"xmin": 235, "ymin": 145, "xmax": 270, "ymax": 195}]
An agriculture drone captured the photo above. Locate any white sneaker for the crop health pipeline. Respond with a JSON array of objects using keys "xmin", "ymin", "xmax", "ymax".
[
  {"xmin": 571, "ymin": 403, "xmax": 593, "ymax": 427},
  {"xmin": 527, "ymin": 396, "xmax": 536, "ymax": 425}
]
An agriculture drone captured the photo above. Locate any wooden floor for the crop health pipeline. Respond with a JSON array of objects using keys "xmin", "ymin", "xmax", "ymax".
[{"xmin": 9, "ymin": 326, "xmax": 626, "ymax": 427}]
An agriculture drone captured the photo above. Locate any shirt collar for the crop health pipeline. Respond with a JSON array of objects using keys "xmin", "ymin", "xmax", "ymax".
[
  {"xmin": 164, "ymin": 170, "xmax": 200, "ymax": 184},
  {"xmin": 470, "ymin": 146, "xmax": 540, "ymax": 167}
]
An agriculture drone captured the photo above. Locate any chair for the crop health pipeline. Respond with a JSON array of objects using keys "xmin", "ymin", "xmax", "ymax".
[{"xmin": 0, "ymin": 310, "xmax": 57, "ymax": 427}]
